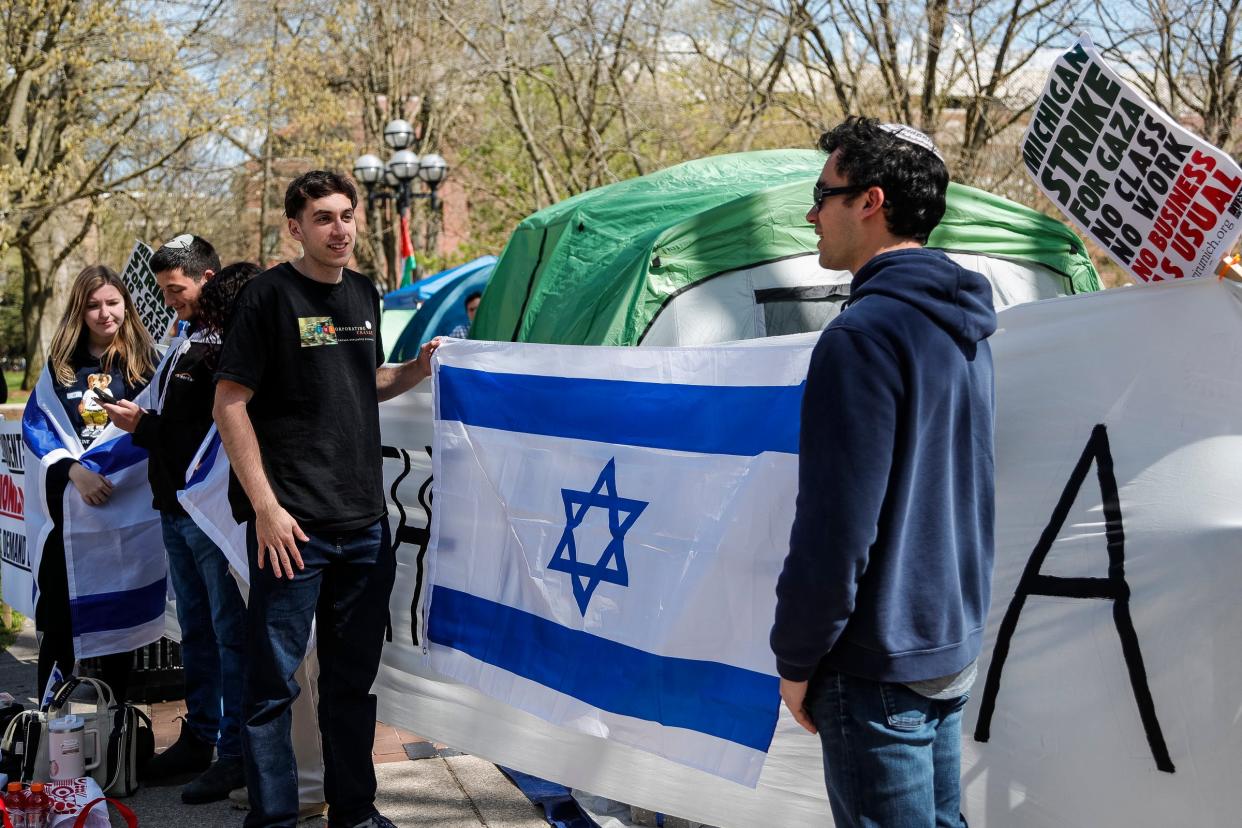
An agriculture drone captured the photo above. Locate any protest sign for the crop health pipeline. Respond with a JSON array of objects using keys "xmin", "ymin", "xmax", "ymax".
[
  {"xmin": 120, "ymin": 241, "xmax": 174, "ymax": 343},
  {"xmin": 0, "ymin": 420, "xmax": 32, "ymax": 616},
  {"xmin": 1023, "ymin": 35, "xmax": 1242, "ymax": 283}
]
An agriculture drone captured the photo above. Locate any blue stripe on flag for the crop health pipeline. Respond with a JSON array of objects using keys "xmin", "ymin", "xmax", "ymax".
[
  {"xmin": 22, "ymin": 387, "xmax": 147, "ymax": 474},
  {"xmin": 69, "ymin": 578, "xmax": 166, "ymax": 636},
  {"xmin": 438, "ymin": 366, "xmax": 803, "ymax": 456},
  {"xmin": 185, "ymin": 433, "xmax": 222, "ymax": 488},
  {"xmin": 80, "ymin": 433, "xmax": 146, "ymax": 476},
  {"xmin": 22, "ymin": 388, "xmax": 66, "ymax": 459},
  {"xmin": 428, "ymin": 585, "xmax": 780, "ymax": 752}
]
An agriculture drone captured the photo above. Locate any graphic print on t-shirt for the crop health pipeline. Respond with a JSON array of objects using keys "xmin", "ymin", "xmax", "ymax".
[
  {"xmin": 297, "ymin": 315, "xmax": 376, "ymax": 349},
  {"xmin": 78, "ymin": 372, "xmax": 112, "ymax": 445},
  {"xmin": 299, "ymin": 316, "xmax": 338, "ymax": 347}
]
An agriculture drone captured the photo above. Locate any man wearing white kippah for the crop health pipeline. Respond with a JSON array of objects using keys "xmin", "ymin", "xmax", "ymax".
[{"xmin": 771, "ymin": 117, "xmax": 996, "ymax": 827}]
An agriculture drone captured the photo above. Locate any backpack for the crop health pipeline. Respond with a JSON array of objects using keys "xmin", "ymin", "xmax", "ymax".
[
  {"xmin": 102, "ymin": 702, "xmax": 152, "ymax": 797},
  {"xmin": 0, "ymin": 677, "xmax": 153, "ymax": 797}
]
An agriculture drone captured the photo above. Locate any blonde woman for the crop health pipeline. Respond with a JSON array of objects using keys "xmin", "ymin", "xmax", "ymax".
[{"xmin": 25, "ymin": 265, "xmax": 156, "ymax": 697}]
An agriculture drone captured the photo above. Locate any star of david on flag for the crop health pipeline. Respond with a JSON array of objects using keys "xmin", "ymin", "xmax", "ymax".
[{"xmin": 549, "ymin": 458, "xmax": 647, "ymax": 615}]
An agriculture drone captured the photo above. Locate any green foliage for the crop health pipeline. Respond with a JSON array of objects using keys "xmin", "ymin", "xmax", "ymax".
[
  {"xmin": 0, "ymin": 266, "xmax": 24, "ymax": 364},
  {"xmin": 0, "ymin": 605, "xmax": 24, "ymax": 651}
]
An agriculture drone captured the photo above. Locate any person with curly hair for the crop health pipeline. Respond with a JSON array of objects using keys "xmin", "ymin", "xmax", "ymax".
[{"xmin": 104, "ymin": 241, "xmax": 254, "ymax": 804}]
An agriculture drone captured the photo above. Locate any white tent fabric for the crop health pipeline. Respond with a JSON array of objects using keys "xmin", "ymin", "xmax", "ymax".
[
  {"xmin": 640, "ymin": 251, "xmax": 1074, "ymax": 346},
  {"xmin": 372, "ymin": 277, "xmax": 1242, "ymax": 827}
]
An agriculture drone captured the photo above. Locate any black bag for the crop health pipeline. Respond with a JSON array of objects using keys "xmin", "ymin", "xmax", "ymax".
[
  {"xmin": 0, "ymin": 701, "xmax": 24, "ymax": 779},
  {"xmin": 105, "ymin": 701, "xmax": 153, "ymax": 797},
  {"xmin": 0, "ymin": 707, "xmax": 42, "ymax": 782}
]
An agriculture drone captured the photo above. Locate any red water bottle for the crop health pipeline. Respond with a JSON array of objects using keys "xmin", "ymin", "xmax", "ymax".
[
  {"xmin": 3, "ymin": 781, "xmax": 28, "ymax": 828},
  {"xmin": 23, "ymin": 783, "xmax": 49, "ymax": 828}
]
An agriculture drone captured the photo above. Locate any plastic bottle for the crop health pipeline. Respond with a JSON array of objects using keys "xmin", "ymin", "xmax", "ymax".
[
  {"xmin": 24, "ymin": 783, "xmax": 49, "ymax": 828},
  {"xmin": 3, "ymin": 781, "xmax": 28, "ymax": 828}
]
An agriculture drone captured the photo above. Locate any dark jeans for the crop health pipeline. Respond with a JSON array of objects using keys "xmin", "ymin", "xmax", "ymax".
[
  {"xmin": 807, "ymin": 669, "xmax": 969, "ymax": 828},
  {"xmin": 162, "ymin": 512, "xmax": 247, "ymax": 758},
  {"xmin": 242, "ymin": 519, "xmax": 394, "ymax": 828}
]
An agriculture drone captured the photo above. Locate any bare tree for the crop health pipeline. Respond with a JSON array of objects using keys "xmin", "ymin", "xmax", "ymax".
[
  {"xmin": 326, "ymin": 0, "xmax": 484, "ymax": 289},
  {"xmin": 0, "ymin": 0, "xmax": 225, "ymax": 386},
  {"xmin": 672, "ymin": 0, "xmax": 806, "ymax": 151},
  {"xmin": 435, "ymin": 0, "xmax": 686, "ymax": 215},
  {"xmin": 950, "ymin": 0, "xmax": 1092, "ymax": 183},
  {"xmin": 1097, "ymin": 0, "xmax": 1242, "ymax": 154}
]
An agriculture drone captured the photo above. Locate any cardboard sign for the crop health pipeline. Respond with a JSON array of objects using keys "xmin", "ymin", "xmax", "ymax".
[
  {"xmin": 1023, "ymin": 35, "xmax": 1242, "ymax": 283},
  {"xmin": 120, "ymin": 241, "xmax": 174, "ymax": 343}
]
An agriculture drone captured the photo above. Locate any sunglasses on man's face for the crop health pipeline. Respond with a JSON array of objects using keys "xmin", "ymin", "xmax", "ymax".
[{"xmin": 811, "ymin": 183, "xmax": 867, "ymax": 211}]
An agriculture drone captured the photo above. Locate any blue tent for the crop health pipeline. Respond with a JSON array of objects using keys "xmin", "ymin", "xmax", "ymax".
[
  {"xmin": 390, "ymin": 259, "xmax": 495, "ymax": 361},
  {"xmin": 383, "ymin": 255, "xmax": 498, "ymax": 310}
]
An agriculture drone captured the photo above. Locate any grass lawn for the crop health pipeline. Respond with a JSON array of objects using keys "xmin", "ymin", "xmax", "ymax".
[{"xmin": 3, "ymin": 371, "xmax": 27, "ymax": 405}]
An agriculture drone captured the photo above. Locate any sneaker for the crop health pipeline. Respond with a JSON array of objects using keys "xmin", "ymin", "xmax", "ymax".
[
  {"xmin": 181, "ymin": 756, "xmax": 246, "ymax": 804},
  {"xmin": 143, "ymin": 718, "xmax": 214, "ymax": 786},
  {"xmin": 228, "ymin": 787, "xmax": 329, "ymax": 823},
  {"xmin": 350, "ymin": 816, "xmax": 397, "ymax": 828}
]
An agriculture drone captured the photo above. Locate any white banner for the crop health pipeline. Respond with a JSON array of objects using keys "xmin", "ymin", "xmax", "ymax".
[
  {"xmin": 1023, "ymin": 35, "xmax": 1242, "ymax": 283},
  {"xmin": 0, "ymin": 420, "xmax": 32, "ymax": 616},
  {"xmin": 372, "ymin": 279, "xmax": 1242, "ymax": 827}
]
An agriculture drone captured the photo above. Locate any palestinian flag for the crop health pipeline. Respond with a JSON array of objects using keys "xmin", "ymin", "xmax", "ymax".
[{"xmin": 399, "ymin": 210, "xmax": 417, "ymax": 287}]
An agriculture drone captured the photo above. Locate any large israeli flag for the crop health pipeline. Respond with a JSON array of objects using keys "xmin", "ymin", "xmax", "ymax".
[
  {"xmin": 22, "ymin": 349, "xmax": 177, "ymax": 659},
  {"xmin": 428, "ymin": 337, "xmax": 811, "ymax": 786}
]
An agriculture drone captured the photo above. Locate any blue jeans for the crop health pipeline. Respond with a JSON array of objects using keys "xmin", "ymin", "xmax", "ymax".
[
  {"xmin": 162, "ymin": 512, "xmax": 247, "ymax": 759},
  {"xmin": 807, "ymin": 670, "xmax": 969, "ymax": 828},
  {"xmin": 242, "ymin": 520, "xmax": 394, "ymax": 828}
]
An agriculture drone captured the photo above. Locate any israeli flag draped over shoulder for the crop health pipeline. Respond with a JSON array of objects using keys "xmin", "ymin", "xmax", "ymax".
[
  {"xmin": 21, "ymin": 337, "xmax": 200, "ymax": 659},
  {"xmin": 177, "ymin": 425, "xmax": 247, "ymax": 579},
  {"xmin": 428, "ymin": 337, "xmax": 812, "ymax": 786}
]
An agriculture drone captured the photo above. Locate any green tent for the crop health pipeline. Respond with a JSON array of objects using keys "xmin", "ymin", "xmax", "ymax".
[{"xmin": 472, "ymin": 149, "xmax": 1100, "ymax": 347}]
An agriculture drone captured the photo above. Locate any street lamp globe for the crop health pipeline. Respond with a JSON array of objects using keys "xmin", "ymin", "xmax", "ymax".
[
  {"xmin": 352, "ymin": 154, "xmax": 385, "ymax": 185},
  {"xmin": 417, "ymin": 153, "xmax": 449, "ymax": 185},
  {"xmin": 383, "ymin": 119, "xmax": 416, "ymax": 150},
  {"xmin": 388, "ymin": 150, "xmax": 421, "ymax": 182},
  {"xmin": 383, "ymin": 169, "xmax": 400, "ymax": 188}
]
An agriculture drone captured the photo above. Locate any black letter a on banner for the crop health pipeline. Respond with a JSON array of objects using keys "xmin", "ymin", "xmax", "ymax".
[{"xmin": 973, "ymin": 424, "xmax": 1175, "ymax": 773}]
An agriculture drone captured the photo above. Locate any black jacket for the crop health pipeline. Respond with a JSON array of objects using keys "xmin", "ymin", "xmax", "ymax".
[{"xmin": 131, "ymin": 340, "xmax": 218, "ymax": 515}]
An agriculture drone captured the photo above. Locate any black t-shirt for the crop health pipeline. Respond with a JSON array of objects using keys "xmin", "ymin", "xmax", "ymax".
[
  {"xmin": 215, "ymin": 263, "xmax": 385, "ymax": 532},
  {"xmin": 53, "ymin": 338, "xmax": 151, "ymax": 448}
]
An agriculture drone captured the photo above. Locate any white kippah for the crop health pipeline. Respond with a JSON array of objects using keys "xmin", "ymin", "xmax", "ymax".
[
  {"xmin": 879, "ymin": 123, "xmax": 944, "ymax": 163},
  {"xmin": 163, "ymin": 233, "xmax": 194, "ymax": 249}
]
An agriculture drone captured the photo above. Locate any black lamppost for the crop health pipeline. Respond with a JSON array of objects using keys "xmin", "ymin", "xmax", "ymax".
[
  {"xmin": 353, "ymin": 119, "xmax": 450, "ymax": 286},
  {"xmin": 353, "ymin": 119, "xmax": 449, "ymax": 210}
]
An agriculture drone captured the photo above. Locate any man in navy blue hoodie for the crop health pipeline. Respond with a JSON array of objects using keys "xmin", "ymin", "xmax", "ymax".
[{"xmin": 771, "ymin": 117, "xmax": 997, "ymax": 827}]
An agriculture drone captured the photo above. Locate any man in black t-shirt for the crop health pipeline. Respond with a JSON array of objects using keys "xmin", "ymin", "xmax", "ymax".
[{"xmin": 214, "ymin": 170, "xmax": 437, "ymax": 828}]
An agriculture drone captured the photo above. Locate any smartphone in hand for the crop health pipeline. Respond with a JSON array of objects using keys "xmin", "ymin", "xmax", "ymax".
[{"xmin": 94, "ymin": 388, "xmax": 118, "ymax": 405}]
